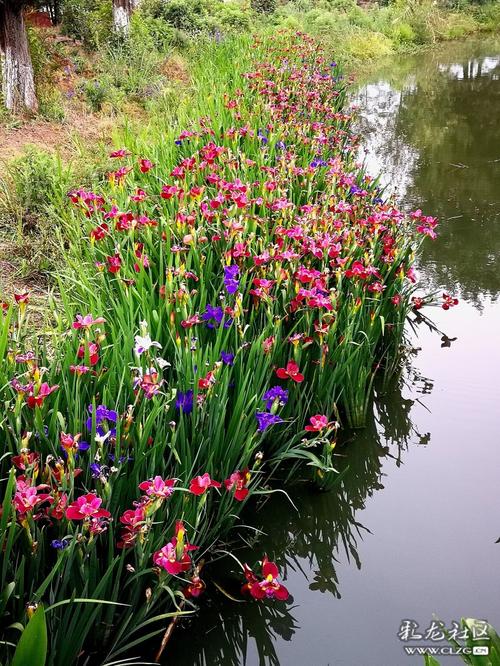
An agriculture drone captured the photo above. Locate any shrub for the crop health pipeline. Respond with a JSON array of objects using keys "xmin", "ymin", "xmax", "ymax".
[
  {"xmin": 392, "ymin": 21, "xmax": 417, "ymax": 43},
  {"xmin": 251, "ymin": 0, "xmax": 277, "ymax": 14},
  {"xmin": 82, "ymin": 78, "xmax": 109, "ymax": 111},
  {"xmin": 438, "ymin": 12, "xmax": 477, "ymax": 37},
  {"xmin": 344, "ymin": 28, "xmax": 394, "ymax": 59},
  {"xmin": 60, "ymin": 0, "xmax": 113, "ymax": 49},
  {"xmin": 0, "ymin": 148, "xmax": 72, "ymax": 275},
  {"xmin": 218, "ymin": 4, "xmax": 253, "ymax": 30},
  {"xmin": 38, "ymin": 88, "xmax": 66, "ymax": 122}
]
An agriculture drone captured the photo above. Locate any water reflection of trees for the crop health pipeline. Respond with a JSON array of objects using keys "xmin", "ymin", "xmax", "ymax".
[
  {"xmin": 354, "ymin": 41, "xmax": 500, "ymax": 305},
  {"xmin": 166, "ymin": 360, "xmax": 433, "ymax": 666}
]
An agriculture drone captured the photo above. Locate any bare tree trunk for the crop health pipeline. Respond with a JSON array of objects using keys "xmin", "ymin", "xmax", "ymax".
[
  {"xmin": 0, "ymin": 1, "xmax": 38, "ymax": 114},
  {"xmin": 112, "ymin": 0, "xmax": 139, "ymax": 33}
]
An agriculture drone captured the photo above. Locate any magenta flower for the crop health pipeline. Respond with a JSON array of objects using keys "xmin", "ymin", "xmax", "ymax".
[
  {"xmin": 242, "ymin": 557, "xmax": 289, "ymax": 601},
  {"xmin": 152, "ymin": 521, "xmax": 198, "ymax": 575},
  {"xmin": 189, "ymin": 473, "xmax": 222, "ymax": 496},
  {"xmin": 224, "ymin": 469, "xmax": 251, "ymax": 501},
  {"xmin": 13, "ymin": 479, "xmax": 52, "ymax": 516},
  {"xmin": 66, "ymin": 493, "xmax": 111, "ymax": 520},
  {"xmin": 304, "ymin": 414, "xmax": 330, "ymax": 433},
  {"xmin": 72, "ymin": 314, "xmax": 105, "ymax": 329},
  {"xmin": 26, "ymin": 382, "xmax": 59, "ymax": 409},
  {"xmin": 139, "ymin": 476, "xmax": 176, "ymax": 499}
]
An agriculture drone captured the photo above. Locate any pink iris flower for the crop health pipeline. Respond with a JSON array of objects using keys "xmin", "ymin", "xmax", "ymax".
[
  {"xmin": 153, "ymin": 521, "xmax": 198, "ymax": 575},
  {"xmin": 66, "ymin": 493, "xmax": 111, "ymax": 520},
  {"xmin": 276, "ymin": 360, "xmax": 304, "ymax": 383},
  {"xmin": 304, "ymin": 414, "xmax": 330, "ymax": 433},
  {"xmin": 139, "ymin": 476, "xmax": 176, "ymax": 499},
  {"xmin": 242, "ymin": 557, "xmax": 289, "ymax": 601},
  {"xmin": 189, "ymin": 473, "xmax": 222, "ymax": 496},
  {"xmin": 72, "ymin": 314, "xmax": 105, "ymax": 329},
  {"xmin": 224, "ymin": 469, "xmax": 251, "ymax": 501}
]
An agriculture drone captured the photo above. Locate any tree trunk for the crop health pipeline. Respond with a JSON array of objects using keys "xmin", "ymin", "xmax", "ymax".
[
  {"xmin": 0, "ymin": 1, "xmax": 38, "ymax": 114},
  {"xmin": 112, "ymin": 0, "xmax": 139, "ymax": 33}
]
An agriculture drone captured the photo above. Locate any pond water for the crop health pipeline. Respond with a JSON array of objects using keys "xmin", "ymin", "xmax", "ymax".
[{"xmin": 168, "ymin": 40, "xmax": 500, "ymax": 665}]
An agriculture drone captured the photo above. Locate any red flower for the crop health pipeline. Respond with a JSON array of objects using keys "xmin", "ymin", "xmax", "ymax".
[
  {"xmin": 110, "ymin": 148, "xmax": 130, "ymax": 158},
  {"xmin": 107, "ymin": 254, "xmax": 122, "ymax": 274},
  {"xmin": 276, "ymin": 360, "xmax": 304, "ymax": 383},
  {"xmin": 90, "ymin": 223, "xmax": 109, "ymax": 241},
  {"xmin": 139, "ymin": 476, "xmax": 176, "ymax": 499},
  {"xmin": 12, "ymin": 450, "xmax": 40, "ymax": 471},
  {"xmin": 198, "ymin": 371, "xmax": 215, "ymax": 390},
  {"xmin": 26, "ymin": 382, "xmax": 59, "ymax": 409},
  {"xmin": 184, "ymin": 575, "xmax": 206, "ymax": 599},
  {"xmin": 442, "ymin": 293, "xmax": 459, "ymax": 310},
  {"xmin": 131, "ymin": 188, "xmax": 147, "ymax": 202},
  {"xmin": 243, "ymin": 557, "xmax": 289, "ymax": 601},
  {"xmin": 117, "ymin": 506, "xmax": 146, "ymax": 549},
  {"xmin": 224, "ymin": 469, "xmax": 251, "ymax": 501},
  {"xmin": 189, "ymin": 473, "xmax": 221, "ymax": 496},
  {"xmin": 304, "ymin": 414, "xmax": 329, "ymax": 432},
  {"xmin": 139, "ymin": 158, "xmax": 154, "ymax": 173},
  {"xmin": 77, "ymin": 342, "xmax": 99, "ymax": 366},
  {"xmin": 153, "ymin": 521, "xmax": 198, "ymax": 575},
  {"xmin": 66, "ymin": 493, "xmax": 111, "ymax": 520},
  {"xmin": 51, "ymin": 493, "xmax": 68, "ymax": 520},
  {"xmin": 14, "ymin": 292, "xmax": 30, "ymax": 305},
  {"xmin": 72, "ymin": 314, "xmax": 105, "ymax": 329},
  {"xmin": 181, "ymin": 314, "xmax": 201, "ymax": 329}
]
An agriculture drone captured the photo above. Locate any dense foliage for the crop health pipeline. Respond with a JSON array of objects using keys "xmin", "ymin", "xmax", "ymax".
[{"xmin": 0, "ymin": 29, "xmax": 443, "ymax": 665}]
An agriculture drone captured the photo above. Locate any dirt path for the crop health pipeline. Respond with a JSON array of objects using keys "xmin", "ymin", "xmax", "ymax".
[{"xmin": 0, "ymin": 110, "xmax": 114, "ymax": 162}]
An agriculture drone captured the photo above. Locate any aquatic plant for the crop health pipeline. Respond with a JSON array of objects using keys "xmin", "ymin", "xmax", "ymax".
[{"xmin": 0, "ymin": 31, "xmax": 442, "ymax": 663}]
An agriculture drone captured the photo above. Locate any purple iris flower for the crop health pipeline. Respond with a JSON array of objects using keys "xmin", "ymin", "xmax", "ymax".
[
  {"xmin": 51, "ymin": 539, "xmax": 70, "ymax": 550},
  {"xmin": 220, "ymin": 351, "xmax": 235, "ymax": 366},
  {"xmin": 201, "ymin": 304, "xmax": 224, "ymax": 329},
  {"xmin": 262, "ymin": 386, "xmax": 289, "ymax": 410},
  {"xmin": 224, "ymin": 265, "xmax": 239, "ymax": 295},
  {"xmin": 255, "ymin": 411, "xmax": 283, "ymax": 432},
  {"xmin": 90, "ymin": 462, "xmax": 102, "ymax": 478},
  {"xmin": 108, "ymin": 453, "xmax": 133, "ymax": 464},
  {"xmin": 86, "ymin": 404, "xmax": 117, "ymax": 437},
  {"xmin": 176, "ymin": 389, "xmax": 194, "ymax": 414}
]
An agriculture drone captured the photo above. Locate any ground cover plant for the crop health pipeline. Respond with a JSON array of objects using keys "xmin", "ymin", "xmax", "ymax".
[{"xmin": 0, "ymin": 30, "xmax": 445, "ymax": 665}]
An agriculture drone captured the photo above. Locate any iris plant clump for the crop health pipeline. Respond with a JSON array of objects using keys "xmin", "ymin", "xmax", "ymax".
[{"xmin": 0, "ymin": 31, "xmax": 448, "ymax": 665}]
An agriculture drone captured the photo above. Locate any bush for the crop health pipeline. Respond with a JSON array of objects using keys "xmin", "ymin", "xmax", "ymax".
[
  {"xmin": 438, "ymin": 12, "xmax": 477, "ymax": 37},
  {"xmin": 343, "ymin": 28, "xmax": 394, "ymax": 59},
  {"xmin": 82, "ymin": 78, "xmax": 109, "ymax": 111},
  {"xmin": 391, "ymin": 21, "xmax": 417, "ymax": 43},
  {"xmin": 251, "ymin": 0, "xmax": 276, "ymax": 14},
  {"xmin": 38, "ymin": 88, "xmax": 66, "ymax": 121},
  {"xmin": 0, "ymin": 148, "xmax": 73, "ymax": 275},
  {"xmin": 61, "ymin": 0, "xmax": 113, "ymax": 49},
  {"xmin": 218, "ymin": 4, "xmax": 253, "ymax": 30}
]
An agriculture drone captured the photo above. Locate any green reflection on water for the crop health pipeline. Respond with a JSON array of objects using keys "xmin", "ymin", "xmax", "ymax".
[{"xmin": 355, "ymin": 39, "xmax": 500, "ymax": 306}]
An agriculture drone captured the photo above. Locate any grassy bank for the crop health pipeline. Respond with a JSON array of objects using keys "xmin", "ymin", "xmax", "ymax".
[{"xmin": 0, "ymin": 30, "xmax": 440, "ymax": 664}]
